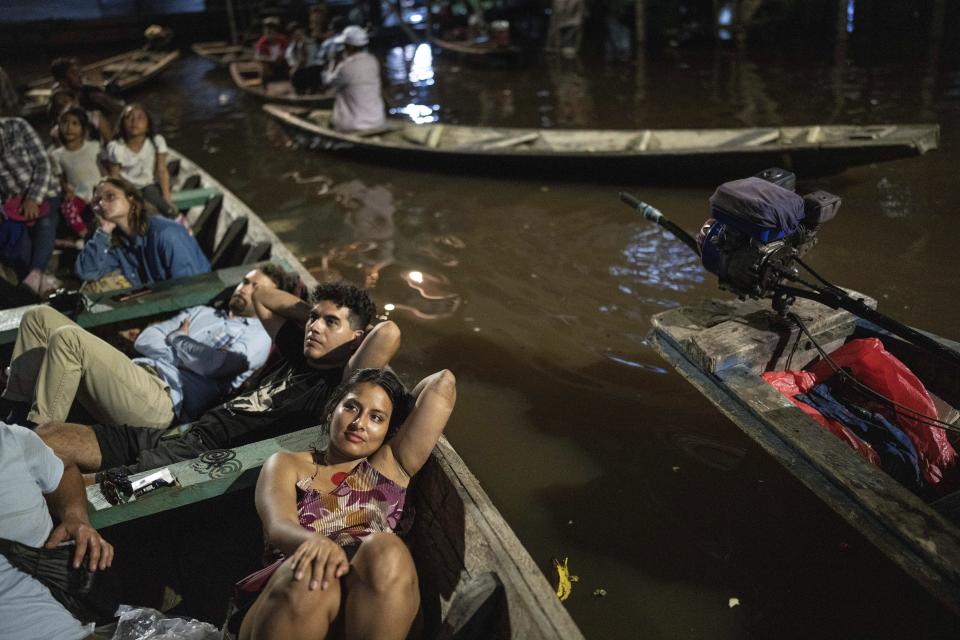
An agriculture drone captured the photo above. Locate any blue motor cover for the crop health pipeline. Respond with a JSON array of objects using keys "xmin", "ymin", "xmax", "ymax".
[{"xmin": 708, "ymin": 177, "xmax": 805, "ymax": 243}]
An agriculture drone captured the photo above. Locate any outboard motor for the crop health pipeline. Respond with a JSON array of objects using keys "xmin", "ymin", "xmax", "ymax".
[{"xmin": 697, "ymin": 169, "xmax": 841, "ymax": 299}]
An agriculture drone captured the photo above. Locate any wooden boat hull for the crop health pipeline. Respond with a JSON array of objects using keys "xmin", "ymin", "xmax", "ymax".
[
  {"xmin": 430, "ymin": 36, "xmax": 523, "ymax": 63},
  {"xmin": 229, "ymin": 61, "xmax": 334, "ymax": 107},
  {"xmin": 191, "ymin": 41, "xmax": 253, "ymax": 67},
  {"xmin": 21, "ymin": 49, "xmax": 180, "ymax": 119},
  {"xmin": 650, "ymin": 294, "xmax": 960, "ymax": 614},
  {"xmin": 263, "ymin": 104, "xmax": 940, "ymax": 182},
  {"xmin": 73, "ymin": 149, "xmax": 582, "ymax": 638}
]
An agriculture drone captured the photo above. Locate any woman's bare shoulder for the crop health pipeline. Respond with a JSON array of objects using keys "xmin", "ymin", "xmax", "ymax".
[{"xmin": 265, "ymin": 449, "xmax": 316, "ymax": 475}]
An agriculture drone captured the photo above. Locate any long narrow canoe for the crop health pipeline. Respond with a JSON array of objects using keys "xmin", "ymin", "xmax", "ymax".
[
  {"xmin": 191, "ymin": 41, "xmax": 253, "ymax": 66},
  {"xmin": 229, "ymin": 61, "xmax": 334, "ymax": 106},
  {"xmin": 263, "ymin": 104, "xmax": 940, "ymax": 180},
  {"xmin": 650, "ymin": 293, "xmax": 960, "ymax": 614},
  {"xmin": 430, "ymin": 35, "xmax": 522, "ymax": 60},
  {"xmin": 20, "ymin": 49, "xmax": 180, "ymax": 119},
  {"xmin": 80, "ymin": 149, "xmax": 584, "ymax": 638}
]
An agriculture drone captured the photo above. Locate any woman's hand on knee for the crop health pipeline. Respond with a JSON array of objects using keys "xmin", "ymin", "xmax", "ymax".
[{"xmin": 289, "ymin": 536, "xmax": 349, "ymax": 591}]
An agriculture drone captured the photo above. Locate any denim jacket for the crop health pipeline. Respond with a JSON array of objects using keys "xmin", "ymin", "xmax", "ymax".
[{"xmin": 75, "ymin": 215, "xmax": 211, "ymax": 287}]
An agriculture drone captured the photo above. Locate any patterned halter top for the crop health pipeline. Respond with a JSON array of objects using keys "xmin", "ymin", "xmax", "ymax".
[{"xmin": 295, "ymin": 457, "xmax": 407, "ymax": 546}]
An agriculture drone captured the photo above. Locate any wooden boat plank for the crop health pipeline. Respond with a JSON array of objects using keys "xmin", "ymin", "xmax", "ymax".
[
  {"xmin": 652, "ymin": 293, "xmax": 874, "ymax": 375},
  {"xmin": 652, "ymin": 301, "xmax": 960, "ymax": 615}
]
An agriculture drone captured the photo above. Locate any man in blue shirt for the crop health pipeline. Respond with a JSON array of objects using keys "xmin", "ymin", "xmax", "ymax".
[{"xmin": 2, "ymin": 264, "xmax": 294, "ymax": 429}]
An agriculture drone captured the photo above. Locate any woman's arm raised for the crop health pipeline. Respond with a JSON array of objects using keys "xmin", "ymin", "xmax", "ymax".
[{"xmin": 379, "ymin": 370, "xmax": 456, "ymax": 480}]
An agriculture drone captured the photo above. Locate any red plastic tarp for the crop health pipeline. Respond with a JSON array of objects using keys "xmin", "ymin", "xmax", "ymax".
[{"xmin": 763, "ymin": 338, "xmax": 958, "ymax": 489}]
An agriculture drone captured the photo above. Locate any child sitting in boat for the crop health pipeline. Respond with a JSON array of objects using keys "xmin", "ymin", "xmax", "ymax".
[
  {"xmin": 105, "ymin": 103, "xmax": 177, "ymax": 217},
  {"xmin": 49, "ymin": 57, "xmax": 124, "ymax": 128},
  {"xmin": 74, "ymin": 176, "xmax": 209, "ymax": 288},
  {"xmin": 48, "ymin": 106, "xmax": 105, "ymax": 241},
  {"xmin": 234, "ymin": 367, "xmax": 456, "ymax": 640},
  {"xmin": 48, "ymin": 90, "xmax": 112, "ymax": 145}
]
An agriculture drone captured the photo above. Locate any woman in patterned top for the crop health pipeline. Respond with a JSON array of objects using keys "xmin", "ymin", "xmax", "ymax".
[{"xmin": 238, "ymin": 367, "xmax": 456, "ymax": 640}]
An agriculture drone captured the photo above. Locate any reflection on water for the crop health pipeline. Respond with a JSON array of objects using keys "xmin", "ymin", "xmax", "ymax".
[
  {"xmin": 611, "ymin": 226, "xmax": 705, "ymax": 294},
  {"xmin": 385, "ymin": 43, "xmax": 439, "ymax": 123}
]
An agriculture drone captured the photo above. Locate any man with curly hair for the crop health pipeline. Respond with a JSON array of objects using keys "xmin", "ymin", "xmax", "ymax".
[{"xmin": 38, "ymin": 281, "xmax": 401, "ymax": 482}]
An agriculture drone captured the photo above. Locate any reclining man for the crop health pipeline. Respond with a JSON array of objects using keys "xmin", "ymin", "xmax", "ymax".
[
  {"xmin": 38, "ymin": 281, "xmax": 400, "ymax": 482},
  {"xmin": 3, "ymin": 264, "xmax": 295, "ymax": 429}
]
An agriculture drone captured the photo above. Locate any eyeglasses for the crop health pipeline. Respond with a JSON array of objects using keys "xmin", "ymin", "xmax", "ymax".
[{"xmin": 92, "ymin": 191, "xmax": 123, "ymax": 207}]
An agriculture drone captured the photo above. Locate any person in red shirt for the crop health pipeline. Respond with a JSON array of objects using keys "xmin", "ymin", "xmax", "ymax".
[{"xmin": 254, "ymin": 16, "xmax": 290, "ymax": 82}]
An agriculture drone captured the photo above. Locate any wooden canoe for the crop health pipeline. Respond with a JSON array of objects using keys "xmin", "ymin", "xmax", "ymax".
[
  {"xmin": 191, "ymin": 41, "xmax": 254, "ymax": 67},
  {"xmin": 20, "ymin": 49, "xmax": 180, "ymax": 119},
  {"xmin": 229, "ymin": 61, "xmax": 334, "ymax": 106},
  {"xmin": 650, "ymin": 293, "xmax": 960, "ymax": 614},
  {"xmin": 263, "ymin": 104, "xmax": 940, "ymax": 180},
  {"xmin": 430, "ymin": 35, "xmax": 522, "ymax": 59},
  {"xmin": 71, "ymin": 150, "xmax": 583, "ymax": 638}
]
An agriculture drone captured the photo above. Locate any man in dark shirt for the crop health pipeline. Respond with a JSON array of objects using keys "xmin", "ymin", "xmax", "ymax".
[
  {"xmin": 49, "ymin": 58, "xmax": 124, "ymax": 126},
  {"xmin": 37, "ymin": 281, "xmax": 401, "ymax": 481}
]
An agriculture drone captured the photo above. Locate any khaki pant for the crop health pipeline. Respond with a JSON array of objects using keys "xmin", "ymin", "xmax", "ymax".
[{"xmin": 2, "ymin": 306, "xmax": 174, "ymax": 429}]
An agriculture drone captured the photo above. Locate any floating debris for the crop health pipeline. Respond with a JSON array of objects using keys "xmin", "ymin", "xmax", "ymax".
[
  {"xmin": 553, "ymin": 557, "xmax": 579, "ymax": 602},
  {"xmin": 593, "ymin": 588, "xmax": 607, "ymax": 597},
  {"xmin": 728, "ymin": 597, "xmax": 740, "ymax": 609}
]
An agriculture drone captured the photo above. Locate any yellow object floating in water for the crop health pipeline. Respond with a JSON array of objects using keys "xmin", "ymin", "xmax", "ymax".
[{"xmin": 553, "ymin": 557, "xmax": 579, "ymax": 602}]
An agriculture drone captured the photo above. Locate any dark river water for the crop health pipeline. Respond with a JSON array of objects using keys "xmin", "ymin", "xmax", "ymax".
[{"xmin": 6, "ymin": 13, "xmax": 960, "ymax": 637}]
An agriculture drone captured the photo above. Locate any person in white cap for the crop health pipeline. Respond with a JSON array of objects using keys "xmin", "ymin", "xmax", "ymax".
[{"xmin": 323, "ymin": 26, "xmax": 385, "ymax": 132}]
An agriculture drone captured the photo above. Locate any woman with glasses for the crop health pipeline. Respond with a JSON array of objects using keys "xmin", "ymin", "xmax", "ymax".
[{"xmin": 74, "ymin": 177, "xmax": 209, "ymax": 287}]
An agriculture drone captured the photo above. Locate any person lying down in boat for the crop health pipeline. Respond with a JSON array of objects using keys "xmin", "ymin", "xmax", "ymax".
[
  {"xmin": 38, "ymin": 282, "xmax": 401, "ymax": 483},
  {"xmin": 3, "ymin": 264, "xmax": 295, "ymax": 429},
  {"xmin": 233, "ymin": 367, "xmax": 456, "ymax": 640}
]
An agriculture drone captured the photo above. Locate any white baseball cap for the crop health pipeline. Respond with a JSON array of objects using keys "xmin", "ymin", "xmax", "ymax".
[{"xmin": 335, "ymin": 25, "xmax": 369, "ymax": 47}]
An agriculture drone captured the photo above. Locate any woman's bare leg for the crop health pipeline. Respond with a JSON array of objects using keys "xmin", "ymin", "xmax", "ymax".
[
  {"xmin": 239, "ymin": 558, "xmax": 341, "ymax": 640},
  {"xmin": 342, "ymin": 533, "xmax": 419, "ymax": 640}
]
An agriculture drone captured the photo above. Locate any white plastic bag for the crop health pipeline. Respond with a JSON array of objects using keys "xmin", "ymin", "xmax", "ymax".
[{"xmin": 110, "ymin": 605, "xmax": 221, "ymax": 640}]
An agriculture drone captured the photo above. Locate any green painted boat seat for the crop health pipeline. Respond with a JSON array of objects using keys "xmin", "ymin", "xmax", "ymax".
[
  {"xmin": 171, "ymin": 187, "xmax": 221, "ymax": 210},
  {"xmin": 86, "ymin": 427, "xmax": 318, "ymax": 529}
]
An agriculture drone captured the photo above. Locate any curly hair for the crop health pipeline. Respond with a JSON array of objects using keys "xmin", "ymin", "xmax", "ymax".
[
  {"xmin": 319, "ymin": 368, "xmax": 410, "ymax": 444},
  {"xmin": 309, "ymin": 281, "xmax": 376, "ymax": 329},
  {"xmin": 257, "ymin": 263, "xmax": 298, "ymax": 293}
]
